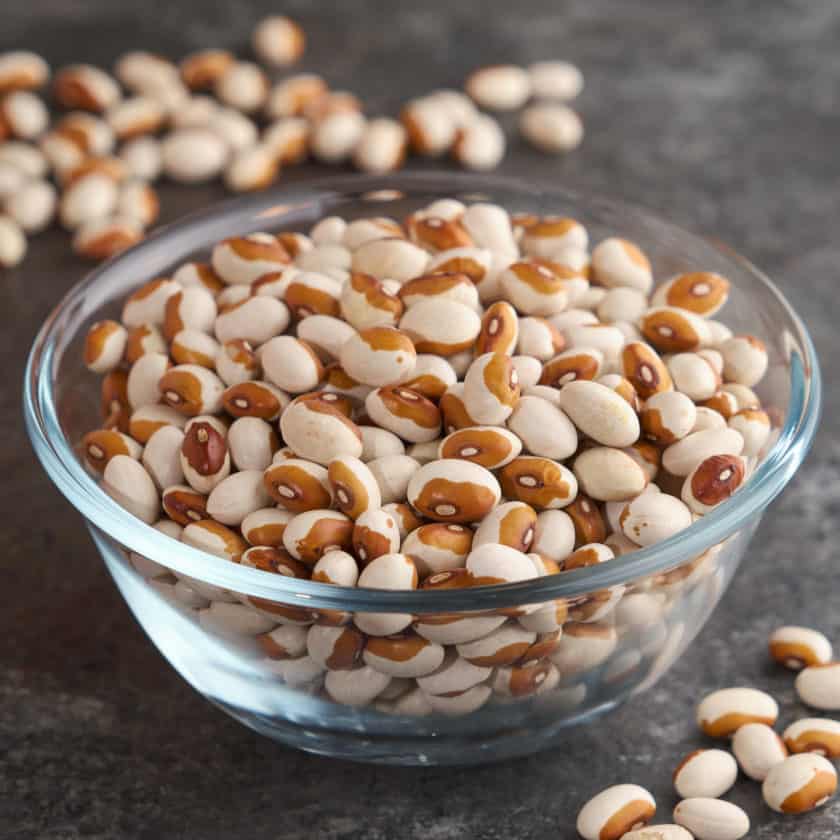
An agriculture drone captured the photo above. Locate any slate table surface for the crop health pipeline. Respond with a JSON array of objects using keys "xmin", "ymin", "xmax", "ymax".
[{"xmin": 3, "ymin": 1, "xmax": 839, "ymax": 837}]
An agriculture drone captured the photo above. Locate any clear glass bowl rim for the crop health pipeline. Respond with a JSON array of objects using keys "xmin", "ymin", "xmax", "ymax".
[{"xmin": 24, "ymin": 172, "xmax": 822, "ymax": 612}]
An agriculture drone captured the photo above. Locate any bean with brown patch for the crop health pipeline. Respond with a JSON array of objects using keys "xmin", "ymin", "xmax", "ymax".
[
  {"xmin": 576, "ymin": 784, "xmax": 657, "ymax": 840},
  {"xmin": 365, "ymin": 386, "xmax": 441, "ymax": 443},
  {"xmin": 241, "ymin": 508, "xmax": 293, "ymax": 547},
  {"xmin": 640, "ymin": 306, "xmax": 710, "ymax": 353},
  {"xmin": 540, "ymin": 347, "xmax": 603, "ymax": 387},
  {"xmin": 438, "ymin": 425, "xmax": 522, "ymax": 469},
  {"xmin": 651, "ymin": 271, "xmax": 730, "ymax": 316},
  {"xmin": 499, "ymin": 456, "xmax": 577, "ymax": 510},
  {"xmin": 682, "ymin": 454, "xmax": 746, "ymax": 514},
  {"xmin": 339, "ymin": 271, "xmax": 404, "ymax": 330},
  {"xmin": 170, "ymin": 330, "xmax": 220, "ymax": 369},
  {"xmin": 439, "ymin": 383, "xmax": 477, "ymax": 433},
  {"xmin": 128, "ymin": 405, "xmax": 186, "ymax": 445},
  {"xmin": 121, "ymin": 277, "xmax": 182, "ymax": 329},
  {"xmin": 463, "ymin": 351, "xmax": 520, "ymax": 425},
  {"xmin": 241, "ymin": 545, "xmax": 308, "ymax": 578},
  {"xmin": 159, "ymin": 365, "xmax": 225, "ymax": 416},
  {"xmin": 472, "ymin": 501, "xmax": 537, "ymax": 553},
  {"xmin": 783, "ymin": 718, "xmax": 840, "ymax": 758},
  {"xmin": 328, "ymin": 455, "xmax": 381, "ymax": 519},
  {"xmin": 492, "ymin": 660, "xmax": 556, "ymax": 697},
  {"xmin": 521, "ymin": 215, "xmax": 587, "ymax": 258},
  {"xmin": 400, "ymin": 522, "xmax": 473, "ymax": 576},
  {"xmin": 564, "ymin": 494, "xmax": 607, "ymax": 546},
  {"xmin": 398, "ymin": 272, "xmax": 479, "ymax": 313},
  {"xmin": 181, "ymin": 518, "xmax": 248, "ymax": 562},
  {"xmin": 641, "ymin": 390, "xmax": 697, "ymax": 445},
  {"xmin": 763, "ymin": 753, "xmax": 837, "ymax": 814},
  {"xmin": 407, "ymin": 459, "xmax": 500, "ymax": 523},
  {"xmin": 769, "ymin": 626, "xmax": 833, "ymax": 671},
  {"xmin": 101, "ymin": 369, "xmax": 131, "ymax": 432},
  {"xmin": 352, "ymin": 508, "xmax": 401, "ymax": 566},
  {"xmin": 180, "ymin": 420, "xmax": 230, "ymax": 493},
  {"xmin": 222, "ymin": 380, "xmax": 288, "ymax": 420},
  {"xmin": 211, "ymin": 232, "xmax": 291, "ymax": 285},
  {"xmin": 282, "ymin": 509, "xmax": 354, "ymax": 565},
  {"xmin": 53, "ymin": 64, "xmax": 121, "ymax": 112},
  {"xmin": 474, "ymin": 301, "xmax": 519, "ymax": 355},
  {"xmin": 407, "ymin": 214, "xmax": 473, "ymax": 252},
  {"xmin": 264, "ymin": 458, "xmax": 332, "ymax": 512},
  {"xmin": 285, "ymin": 270, "xmax": 343, "ymax": 319},
  {"xmin": 621, "ymin": 340, "xmax": 672, "ymax": 399},
  {"xmin": 340, "ymin": 326, "xmax": 417, "ymax": 387},
  {"xmin": 427, "ymin": 246, "xmax": 493, "ymax": 290},
  {"xmin": 161, "ymin": 484, "xmax": 208, "ymax": 525},
  {"xmin": 84, "ymin": 320, "xmax": 127, "ymax": 373},
  {"xmin": 381, "ymin": 502, "xmax": 423, "ymax": 540},
  {"xmin": 363, "ymin": 632, "xmax": 446, "ymax": 678},
  {"xmin": 697, "ymin": 687, "xmax": 778, "ymax": 738},
  {"xmin": 257, "ymin": 625, "xmax": 308, "ymax": 660},
  {"xmin": 457, "ymin": 623, "xmax": 537, "ymax": 667},
  {"xmin": 307, "ymin": 625, "xmax": 365, "ymax": 670},
  {"xmin": 81, "ymin": 428, "xmax": 142, "ymax": 472},
  {"xmin": 123, "ymin": 323, "xmax": 167, "ymax": 365},
  {"xmin": 499, "ymin": 260, "xmax": 570, "ymax": 315}
]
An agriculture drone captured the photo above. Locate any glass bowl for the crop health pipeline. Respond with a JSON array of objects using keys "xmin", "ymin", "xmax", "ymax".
[{"xmin": 24, "ymin": 173, "xmax": 820, "ymax": 765}]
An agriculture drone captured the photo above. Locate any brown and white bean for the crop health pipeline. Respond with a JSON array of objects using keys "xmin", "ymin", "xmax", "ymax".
[
  {"xmin": 340, "ymin": 326, "xmax": 416, "ymax": 387},
  {"xmin": 576, "ymin": 784, "xmax": 656, "ymax": 840},
  {"xmin": 783, "ymin": 718, "xmax": 840, "ymax": 758},
  {"xmin": 641, "ymin": 390, "xmax": 697, "ymax": 445},
  {"xmin": 762, "ymin": 753, "xmax": 837, "ymax": 814},
  {"xmin": 769, "ymin": 625, "xmax": 833, "ymax": 670},
  {"xmin": 697, "ymin": 687, "xmax": 779, "ymax": 738}
]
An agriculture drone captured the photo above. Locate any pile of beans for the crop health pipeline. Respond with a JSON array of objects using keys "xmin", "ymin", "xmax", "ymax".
[
  {"xmin": 575, "ymin": 624, "xmax": 840, "ymax": 839},
  {"xmin": 0, "ymin": 21, "xmax": 584, "ymax": 269},
  {"xmin": 79, "ymin": 197, "xmax": 775, "ymax": 716}
]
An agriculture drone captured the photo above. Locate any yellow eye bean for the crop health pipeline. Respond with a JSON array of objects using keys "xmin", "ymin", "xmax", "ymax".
[
  {"xmin": 576, "ymin": 784, "xmax": 656, "ymax": 840},
  {"xmin": 762, "ymin": 753, "xmax": 837, "ymax": 814}
]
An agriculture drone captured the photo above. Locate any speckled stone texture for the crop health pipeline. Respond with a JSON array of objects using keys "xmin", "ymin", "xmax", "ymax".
[{"xmin": 3, "ymin": 1, "xmax": 839, "ymax": 837}]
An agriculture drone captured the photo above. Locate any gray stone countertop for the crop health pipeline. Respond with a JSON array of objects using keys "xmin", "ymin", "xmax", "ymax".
[{"xmin": 2, "ymin": 1, "xmax": 839, "ymax": 837}]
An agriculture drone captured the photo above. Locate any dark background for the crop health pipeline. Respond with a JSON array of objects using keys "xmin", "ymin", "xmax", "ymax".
[{"xmin": 3, "ymin": 1, "xmax": 840, "ymax": 837}]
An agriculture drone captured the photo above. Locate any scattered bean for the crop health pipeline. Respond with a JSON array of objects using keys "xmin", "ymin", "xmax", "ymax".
[
  {"xmin": 762, "ymin": 753, "xmax": 837, "ymax": 813},
  {"xmin": 731, "ymin": 722, "xmax": 788, "ymax": 782},
  {"xmin": 520, "ymin": 103, "xmax": 583, "ymax": 153},
  {"xmin": 673, "ymin": 798, "xmax": 749, "ymax": 840},
  {"xmin": 795, "ymin": 663, "xmax": 840, "ymax": 711},
  {"xmin": 465, "ymin": 65, "xmax": 531, "ymax": 111},
  {"xmin": 673, "ymin": 749, "xmax": 738, "ymax": 799},
  {"xmin": 576, "ymin": 783, "xmax": 656, "ymax": 840},
  {"xmin": 696, "ymin": 686, "xmax": 779, "ymax": 738},
  {"xmin": 769, "ymin": 625, "xmax": 833, "ymax": 670}
]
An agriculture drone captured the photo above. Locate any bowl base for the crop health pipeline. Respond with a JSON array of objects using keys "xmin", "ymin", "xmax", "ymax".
[{"xmin": 215, "ymin": 697, "xmax": 623, "ymax": 766}]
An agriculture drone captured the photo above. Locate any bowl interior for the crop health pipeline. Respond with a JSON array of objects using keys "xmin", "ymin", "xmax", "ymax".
[{"xmin": 25, "ymin": 172, "xmax": 820, "ymax": 611}]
